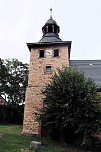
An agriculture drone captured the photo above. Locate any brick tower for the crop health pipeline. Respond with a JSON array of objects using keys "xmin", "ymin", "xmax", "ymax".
[{"xmin": 22, "ymin": 11, "xmax": 72, "ymax": 135}]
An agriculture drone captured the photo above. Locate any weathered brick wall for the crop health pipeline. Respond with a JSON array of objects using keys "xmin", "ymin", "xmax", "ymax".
[{"xmin": 22, "ymin": 46, "xmax": 69, "ymax": 135}]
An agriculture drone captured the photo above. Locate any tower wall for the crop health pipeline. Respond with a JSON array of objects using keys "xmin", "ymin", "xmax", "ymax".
[{"xmin": 22, "ymin": 46, "xmax": 70, "ymax": 135}]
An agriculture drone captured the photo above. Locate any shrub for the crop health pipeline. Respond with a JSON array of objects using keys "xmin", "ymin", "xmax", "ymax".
[{"xmin": 40, "ymin": 67, "xmax": 101, "ymax": 143}]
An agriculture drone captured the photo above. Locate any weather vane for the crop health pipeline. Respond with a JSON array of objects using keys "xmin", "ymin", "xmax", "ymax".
[{"xmin": 50, "ymin": 8, "xmax": 52, "ymax": 19}]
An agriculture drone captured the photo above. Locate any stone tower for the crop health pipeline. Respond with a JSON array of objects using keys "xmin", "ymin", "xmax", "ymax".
[{"xmin": 22, "ymin": 11, "xmax": 72, "ymax": 135}]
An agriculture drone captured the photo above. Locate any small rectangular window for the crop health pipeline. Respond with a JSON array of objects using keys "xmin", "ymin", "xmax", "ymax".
[
  {"xmin": 39, "ymin": 50, "xmax": 45, "ymax": 58},
  {"xmin": 46, "ymin": 65, "xmax": 52, "ymax": 73},
  {"xmin": 54, "ymin": 49, "xmax": 59, "ymax": 57}
]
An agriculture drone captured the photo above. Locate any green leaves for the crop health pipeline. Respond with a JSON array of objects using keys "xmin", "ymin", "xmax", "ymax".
[
  {"xmin": 0, "ymin": 58, "xmax": 28, "ymax": 105},
  {"xmin": 40, "ymin": 67, "xmax": 101, "ymax": 142}
]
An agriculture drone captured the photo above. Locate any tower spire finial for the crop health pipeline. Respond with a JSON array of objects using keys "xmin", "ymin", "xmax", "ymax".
[{"xmin": 50, "ymin": 8, "xmax": 52, "ymax": 19}]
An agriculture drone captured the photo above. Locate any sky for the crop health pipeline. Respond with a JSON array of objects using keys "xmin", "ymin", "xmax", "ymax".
[{"xmin": 0, "ymin": 0, "xmax": 101, "ymax": 63}]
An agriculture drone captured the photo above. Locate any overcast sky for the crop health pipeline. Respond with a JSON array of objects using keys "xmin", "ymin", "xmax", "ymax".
[{"xmin": 0, "ymin": 0, "xmax": 101, "ymax": 63}]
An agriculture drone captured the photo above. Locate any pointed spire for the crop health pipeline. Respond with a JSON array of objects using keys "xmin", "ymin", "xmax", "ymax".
[{"xmin": 50, "ymin": 8, "xmax": 52, "ymax": 19}]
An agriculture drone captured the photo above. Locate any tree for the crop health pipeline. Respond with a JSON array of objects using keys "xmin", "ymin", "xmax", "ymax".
[
  {"xmin": 0, "ymin": 58, "xmax": 8, "ymax": 95},
  {"xmin": 40, "ymin": 67, "xmax": 101, "ymax": 143},
  {"xmin": 0, "ymin": 58, "xmax": 28, "ymax": 105}
]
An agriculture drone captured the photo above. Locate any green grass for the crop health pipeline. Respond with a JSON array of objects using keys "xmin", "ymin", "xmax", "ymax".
[
  {"xmin": 0, "ymin": 124, "xmax": 35, "ymax": 152},
  {"xmin": 0, "ymin": 124, "xmax": 85, "ymax": 152}
]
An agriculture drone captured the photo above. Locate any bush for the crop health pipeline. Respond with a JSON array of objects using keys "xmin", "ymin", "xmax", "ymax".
[{"xmin": 40, "ymin": 67, "xmax": 101, "ymax": 143}]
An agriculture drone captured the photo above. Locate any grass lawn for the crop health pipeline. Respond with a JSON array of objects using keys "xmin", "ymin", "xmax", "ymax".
[{"xmin": 0, "ymin": 124, "xmax": 85, "ymax": 152}]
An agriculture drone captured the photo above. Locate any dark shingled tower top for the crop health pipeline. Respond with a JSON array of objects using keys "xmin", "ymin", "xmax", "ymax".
[
  {"xmin": 27, "ymin": 9, "xmax": 72, "ymax": 57},
  {"xmin": 40, "ymin": 8, "xmax": 62, "ymax": 42}
]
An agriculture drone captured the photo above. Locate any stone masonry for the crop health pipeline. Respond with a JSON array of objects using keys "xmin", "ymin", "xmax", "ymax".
[
  {"xmin": 22, "ymin": 14, "xmax": 72, "ymax": 135},
  {"xmin": 22, "ymin": 46, "xmax": 70, "ymax": 135}
]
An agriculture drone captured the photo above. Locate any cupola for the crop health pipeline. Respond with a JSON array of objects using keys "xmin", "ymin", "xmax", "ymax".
[{"xmin": 40, "ymin": 9, "xmax": 62, "ymax": 42}]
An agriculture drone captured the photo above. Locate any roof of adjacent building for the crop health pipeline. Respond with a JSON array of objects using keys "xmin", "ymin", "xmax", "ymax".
[{"xmin": 70, "ymin": 60, "xmax": 101, "ymax": 89}]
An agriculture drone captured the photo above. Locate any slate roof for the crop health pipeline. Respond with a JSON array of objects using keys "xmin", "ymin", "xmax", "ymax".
[
  {"xmin": 39, "ymin": 33, "xmax": 62, "ymax": 42},
  {"xmin": 70, "ymin": 60, "xmax": 101, "ymax": 89},
  {"xmin": 45, "ymin": 17, "xmax": 57, "ymax": 25}
]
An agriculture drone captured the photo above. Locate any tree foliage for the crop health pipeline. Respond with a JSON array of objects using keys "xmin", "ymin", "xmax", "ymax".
[
  {"xmin": 40, "ymin": 67, "xmax": 101, "ymax": 142},
  {"xmin": 0, "ymin": 58, "xmax": 28, "ymax": 105},
  {"xmin": 0, "ymin": 58, "xmax": 8, "ymax": 95}
]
